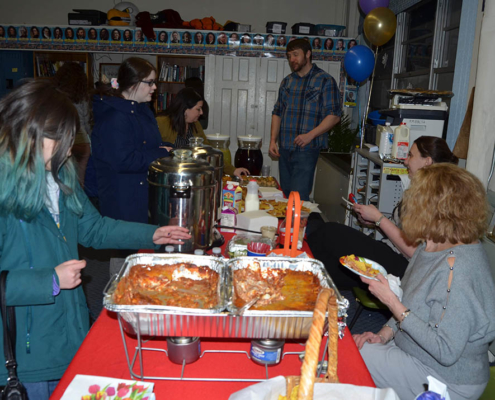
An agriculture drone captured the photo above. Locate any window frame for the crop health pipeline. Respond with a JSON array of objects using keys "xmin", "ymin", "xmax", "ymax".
[{"xmin": 390, "ymin": 0, "xmax": 461, "ymax": 95}]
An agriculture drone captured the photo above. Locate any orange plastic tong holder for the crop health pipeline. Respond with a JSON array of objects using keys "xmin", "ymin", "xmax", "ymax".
[{"xmin": 272, "ymin": 191, "xmax": 304, "ymax": 258}]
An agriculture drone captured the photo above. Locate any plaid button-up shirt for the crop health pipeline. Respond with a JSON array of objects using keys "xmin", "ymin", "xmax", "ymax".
[{"xmin": 272, "ymin": 64, "xmax": 341, "ymax": 151}]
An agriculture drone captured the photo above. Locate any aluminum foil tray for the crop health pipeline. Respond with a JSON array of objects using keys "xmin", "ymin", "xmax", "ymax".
[
  {"xmin": 225, "ymin": 257, "xmax": 349, "ymax": 339},
  {"xmin": 103, "ymin": 253, "xmax": 228, "ymax": 336},
  {"xmin": 103, "ymin": 254, "xmax": 349, "ymax": 339}
]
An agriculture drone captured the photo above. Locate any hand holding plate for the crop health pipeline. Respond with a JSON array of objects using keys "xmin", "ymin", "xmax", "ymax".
[{"xmin": 361, "ymin": 273, "xmax": 395, "ymax": 308}]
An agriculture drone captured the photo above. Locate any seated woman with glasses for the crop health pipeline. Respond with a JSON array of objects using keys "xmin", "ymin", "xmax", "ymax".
[
  {"xmin": 308, "ymin": 136, "xmax": 459, "ymax": 290},
  {"xmin": 156, "ymin": 87, "xmax": 249, "ymax": 178},
  {"xmin": 86, "ymin": 57, "xmax": 170, "ymax": 223},
  {"xmin": 353, "ymin": 163, "xmax": 495, "ymax": 400}
]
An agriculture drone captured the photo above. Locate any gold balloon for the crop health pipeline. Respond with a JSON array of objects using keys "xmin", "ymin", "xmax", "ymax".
[{"xmin": 364, "ymin": 7, "xmax": 397, "ymax": 47}]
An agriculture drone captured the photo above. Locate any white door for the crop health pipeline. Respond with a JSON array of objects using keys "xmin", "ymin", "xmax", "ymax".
[
  {"xmin": 314, "ymin": 61, "xmax": 341, "ymax": 86},
  {"xmin": 255, "ymin": 58, "xmax": 292, "ymax": 181},
  {"xmin": 204, "ymin": 55, "xmax": 258, "ymax": 161}
]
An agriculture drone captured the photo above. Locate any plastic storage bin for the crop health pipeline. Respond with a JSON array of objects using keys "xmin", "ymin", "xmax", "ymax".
[
  {"xmin": 291, "ymin": 23, "xmax": 315, "ymax": 35},
  {"xmin": 266, "ymin": 21, "xmax": 287, "ymax": 34},
  {"xmin": 314, "ymin": 24, "xmax": 346, "ymax": 37}
]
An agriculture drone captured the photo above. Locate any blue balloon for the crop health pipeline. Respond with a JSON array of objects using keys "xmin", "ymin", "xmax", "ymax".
[{"xmin": 344, "ymin": 45, "xmax": 375, "ymax": 83}]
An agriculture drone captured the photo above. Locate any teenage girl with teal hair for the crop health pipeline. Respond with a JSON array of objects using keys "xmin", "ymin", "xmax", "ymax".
[{"xmin": 0, "ymin": 79, "xmax": 190, "ymax": 399}]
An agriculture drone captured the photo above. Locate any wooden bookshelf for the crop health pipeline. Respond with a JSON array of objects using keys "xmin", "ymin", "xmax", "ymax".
[
  {"xmin": 33, "ymin": 51, "xmax": 93, "ymax": 87},
  {"xmin": 156, "ymin": 55, "xmax": 205, "ymax": 113}
]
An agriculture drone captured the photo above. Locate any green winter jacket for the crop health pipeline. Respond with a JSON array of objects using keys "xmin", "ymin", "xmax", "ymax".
[{"xmin": 0, "ymin": 185, "xmax": 158, "ymax": 382}]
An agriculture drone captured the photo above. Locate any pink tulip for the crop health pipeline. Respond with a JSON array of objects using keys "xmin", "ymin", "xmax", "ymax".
[
  {"xmin": 106, "ymin": 387, "xmax": 116, "ymax": 396},
  {"xmin": 117, "ymin": 387, "xmax": 130, "ymax": 397},
  {"xmin": 88, "ymin": 384, "xmax": 100, "ymax": 394}
]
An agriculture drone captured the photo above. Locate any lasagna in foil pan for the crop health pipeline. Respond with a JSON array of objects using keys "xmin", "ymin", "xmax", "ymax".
[
  {"xmin": 103, "ymin": 254, "xmax": 349, "ymax": 339},
  {"xmin": 225, "ymin": 257, "xmax": 349, "ymax": 338},
  {"xmin": 103, "ymin": 253, "xmax": 226, "ymax": 315}
]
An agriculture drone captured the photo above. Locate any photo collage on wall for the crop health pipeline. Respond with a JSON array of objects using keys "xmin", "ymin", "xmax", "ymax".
[{"xmin": 0, "ymin": 25, "xmax": 358, "ymax": 60}]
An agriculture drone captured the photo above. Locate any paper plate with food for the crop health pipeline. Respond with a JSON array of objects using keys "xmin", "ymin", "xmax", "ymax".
[
  {"xmin": 259, "ymin": 200, "xmax": 274, "ymax": 212},
  {"xmin": 339, "ymin": 255, "xmax": 387, "ymax": 280},
  {"xmin": 263, "ymin": 199, "xmax": 312, "ymax": 218},
  {"xmin": 239, "ymin": 175, "xmax": 278, "ymax": 188}
]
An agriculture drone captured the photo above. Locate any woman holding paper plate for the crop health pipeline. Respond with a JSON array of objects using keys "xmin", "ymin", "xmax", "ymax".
[
  {"xmin": 308, "ymin": 136, "xmax": 458, "ymax": 289},
  {"xmin": 353, "ymin": 163, "xmax": 495, "ymax": 400}
]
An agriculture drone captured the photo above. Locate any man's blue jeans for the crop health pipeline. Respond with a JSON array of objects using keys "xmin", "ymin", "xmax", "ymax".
[
  {"xmin": 24, "ymin": 380, "xmax": 59, "ymax": 400},
  {"xmin": 279, "ymin": 148, "xmax": 320, "ymax": 201}
]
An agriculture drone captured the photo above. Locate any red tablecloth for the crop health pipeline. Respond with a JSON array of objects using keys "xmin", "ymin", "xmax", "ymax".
[
  {"xmin": 50, "ymin": 311, "xmax": 374, "ymax": 399},
  {"xmin": 50, "ymin": 232, "xmax": 375, "ymax": 399}
]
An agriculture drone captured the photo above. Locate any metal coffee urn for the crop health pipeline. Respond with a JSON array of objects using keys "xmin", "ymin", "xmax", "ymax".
[
  {"xmin": 148, "ymin": 149, "xmax": 216, "ymax": 253},
  {"xmin": 187, "ymin": 137, "xmax": 224, "ymax": 220}
]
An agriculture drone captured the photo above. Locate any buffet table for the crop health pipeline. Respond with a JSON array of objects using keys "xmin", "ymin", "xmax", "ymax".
[{"xmin": 50, "ymin": 233, "xmax": 375, "ymax": 399}]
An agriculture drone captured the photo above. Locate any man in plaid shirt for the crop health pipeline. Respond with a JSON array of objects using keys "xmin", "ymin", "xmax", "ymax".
[{"xmin": 270, "ymin": 39, "xmax": 341, "ymax": 200}]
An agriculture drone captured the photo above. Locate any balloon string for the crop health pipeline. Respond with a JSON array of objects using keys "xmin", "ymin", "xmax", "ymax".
[
  {"xmin": 360, "ymin": 45, "xmax": 380, "ymax": 149},
  {"xmin": 357, "ymin": 83, "xmax": 361, "ymax": 139}
]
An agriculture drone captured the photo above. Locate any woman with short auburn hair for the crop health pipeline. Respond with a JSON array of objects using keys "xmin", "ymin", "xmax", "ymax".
[
  {"xmin": 354, "ymin": 163, "xmax": 495, "ymax": 400},
  {"xmin": 401, "ymin": 163, "xmax": 488, "ymax": 245}
]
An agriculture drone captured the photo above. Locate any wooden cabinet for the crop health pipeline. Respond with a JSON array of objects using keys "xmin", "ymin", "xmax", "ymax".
[
  {"xmin": 33, "ymin": 51, "xmax": 93, "ymax": 86},
  {"xmin": 156, "ymin": 55, "xmax": 205, "ymax": 112}
]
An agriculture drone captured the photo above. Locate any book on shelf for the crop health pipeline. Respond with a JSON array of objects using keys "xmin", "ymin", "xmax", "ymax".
[
  {"xmin": 159, "ymin": 62, "xmax": 204, "ymax": 83},
  {"xmin": 35, "ymin": 57, "xmax": 87, "ymax": 77},
  {"xmin": 157, "ymin": 91, "xmax": 177, "ymax": 112}
]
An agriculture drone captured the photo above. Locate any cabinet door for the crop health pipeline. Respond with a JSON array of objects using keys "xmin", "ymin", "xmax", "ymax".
[
  {"xmin": 204, "ymin": 55, "xmax": 257, "ymax": 160},
  {"xmin": 314, "ymin": 61, "xmax": 341, "ymax": 86}
]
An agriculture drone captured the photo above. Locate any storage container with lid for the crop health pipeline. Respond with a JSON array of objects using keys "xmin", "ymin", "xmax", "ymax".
[
  {"xmin": 148, "ymin": 149, "xmax": 216, "ymax": 253},
  {"xmin": 234, "ymin": 135, "xmax": 263, "ymax": 176},
  {"xmin": 266, "ymin": 21, "xmax": 287, "ymax": 34},
  {"xmin": 291, "ymin": 22, "xmax": 315, "ymax": 35},
  {"xmin": 187, "ymin": 137, "xmax": 224, "ymax": 220}
]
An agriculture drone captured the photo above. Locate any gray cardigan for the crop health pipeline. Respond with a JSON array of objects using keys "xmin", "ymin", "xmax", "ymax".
[{"xmin": 387, "ymin": 242, "xmax": 495, "ymax": 385}]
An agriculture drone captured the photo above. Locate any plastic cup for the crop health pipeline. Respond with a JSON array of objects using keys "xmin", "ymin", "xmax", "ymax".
[
  {"xmin": 247, "ymin": 242, "xmax": 271, "ymax": 256},
  {"xmin": 260, "ymin": 226, "xmax": 277, "ymax": 240},
  {"xmin": 261, "ymin": 165, "xmax": 271, "ymax": 177},
  {"xmin": 278, "ymin": 211, "xmax": 309, "ymax": 250}
]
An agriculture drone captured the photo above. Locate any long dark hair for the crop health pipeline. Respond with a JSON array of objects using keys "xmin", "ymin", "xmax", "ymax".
[
  {"xmin": 54, "ymin": 62, "xmax": 89, "ymax": 104},
  {"xmin": 414, "ymin": 136, "xmax": 459, "ymax": 165},
  {"xmin": 0, "ymin": 80, "xmax": 82, "ymax": 220},
  {"xmin": 164, "ymin": 88, "xmax": 203, "ymax": 137},
  {"xmin": 96, "ymin": 57, "xmax": 155, "ymax": 98}
]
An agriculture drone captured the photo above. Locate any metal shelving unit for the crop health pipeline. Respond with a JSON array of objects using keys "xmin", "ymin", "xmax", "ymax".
[{"xmin": 349, "ymin": 148, "xmax": 407, "ymax": 240}]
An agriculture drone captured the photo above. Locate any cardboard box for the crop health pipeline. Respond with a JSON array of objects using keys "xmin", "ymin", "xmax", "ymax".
[{"xmin": 223, "ymin": 181, "xmax": 242, "ymax": 212}]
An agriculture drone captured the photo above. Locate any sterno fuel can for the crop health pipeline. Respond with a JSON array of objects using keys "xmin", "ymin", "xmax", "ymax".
[{"xmin": 250, "ymin": 339, "xmax": 285, "ymax": 365}]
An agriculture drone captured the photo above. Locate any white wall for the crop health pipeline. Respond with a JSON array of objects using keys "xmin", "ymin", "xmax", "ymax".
[{"xmin": 0, "ymin": 0, "xmax": 348, "ymax": 34}]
